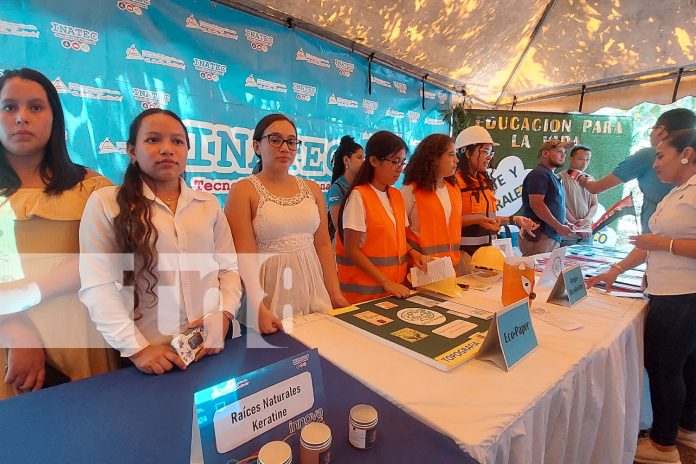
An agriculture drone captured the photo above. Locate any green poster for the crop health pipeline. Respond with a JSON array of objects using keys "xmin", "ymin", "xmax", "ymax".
[{"xmin": 459, "ymin": 110, "xmax": 633, "ymax": 217}]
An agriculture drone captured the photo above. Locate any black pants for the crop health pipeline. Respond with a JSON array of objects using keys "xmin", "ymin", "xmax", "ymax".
[{"xmin": 645, "ymin": 293, "xmax": 696, "ymax": 446}]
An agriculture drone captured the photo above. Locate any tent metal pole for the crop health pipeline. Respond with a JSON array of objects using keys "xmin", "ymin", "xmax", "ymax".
[
  {"xmin": 494, "ymin": 0, "xmax": 558, "ymax": 107},
  {"xmin": 367, "ymin": 53, "xmax": 375, "ymax": 95},
  {"xmin": 503, "ymin": 66, "xmax": 696, "ymax": 106},
  {"xmin": 673, "ymin": 67, "xmax": 685, "ymax": 103},
  {"xmin": 578, "ymin": 84, "xmax": 586, "ymax": 113}
]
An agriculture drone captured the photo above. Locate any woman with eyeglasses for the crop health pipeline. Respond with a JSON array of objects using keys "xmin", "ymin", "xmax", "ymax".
[
  {"xmin": 401, "ymin": 134, "xmax": 462, "ymax": 270},
  {"xmin": 327, "ymin": 135, "xmax": 364, "ymax": 240},
  {"xmin": 336, "ymin": 131, "xmax": 428, "ymax": 303},
  {"xmin": 454, "ymin": 126, "xmax": 538, "ymax": 256},
  {"xmin": 225, "ymin": 114, "xmax": 348, "ymax": 333}
]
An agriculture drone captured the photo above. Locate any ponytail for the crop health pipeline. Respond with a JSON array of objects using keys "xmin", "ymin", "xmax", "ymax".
[
  {"xmin": 330, "ymin": 135, "xmax": 362, "ymax": 184},
  {"xmin": 114, "ymin": 162, "xmax": 159, "ymax": 309}
]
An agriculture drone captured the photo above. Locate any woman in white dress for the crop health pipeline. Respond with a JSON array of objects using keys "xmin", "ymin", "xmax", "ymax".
[{"xmin": 225, "ymin": 114, "xmax": 349, "ymax": 333}]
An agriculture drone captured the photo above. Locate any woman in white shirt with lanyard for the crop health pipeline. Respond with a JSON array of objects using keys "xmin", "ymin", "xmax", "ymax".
[
  {"xmin": 79, "ymin": 109, "xmax": 243, "ymax": 375},
  {"xmin": 589, "ymin": 129, "xmax": 696, "ymax": 464}
]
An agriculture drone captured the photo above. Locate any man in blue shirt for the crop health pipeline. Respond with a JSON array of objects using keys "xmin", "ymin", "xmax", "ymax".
[
  {"xmin": 579, "ymin": 108, "xmax": 696, "ymax": 232},
  {"xmin": 519, "ymin": 139, "xmax": 574, "ymax": 256}
]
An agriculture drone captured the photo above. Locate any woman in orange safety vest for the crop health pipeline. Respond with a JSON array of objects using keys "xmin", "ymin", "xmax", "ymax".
[
  {"xmin": 336, "ymin": 131, "xmax": 427, "ymax": 303},
  {"xmin": 455, "ymin": 126, "xmax": 538, "ymax": 256},
  {"xmin": 401, "ymin": 134, "xmax": 462, "ymax": 269}
]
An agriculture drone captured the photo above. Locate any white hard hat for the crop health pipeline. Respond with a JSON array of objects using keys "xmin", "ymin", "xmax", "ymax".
[{"xmin": 454, "ymin": 125, "xmax": 500, "ymax": 150}]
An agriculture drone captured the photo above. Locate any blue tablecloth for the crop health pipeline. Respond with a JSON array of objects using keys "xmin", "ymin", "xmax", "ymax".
[{"xmin": 0, "ymin": 331, "xmax": 474, "ymax": 463}]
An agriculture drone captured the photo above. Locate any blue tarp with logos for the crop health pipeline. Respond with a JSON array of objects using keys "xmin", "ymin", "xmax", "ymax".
[{"xmin": 0, "ymin": 0, "xmax": 451, "ymax": 199}]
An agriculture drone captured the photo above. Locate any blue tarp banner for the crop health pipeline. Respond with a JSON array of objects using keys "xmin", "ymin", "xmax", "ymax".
[{"xmin": 1, "ymin": 0, "xmax": 451, "ymax": 199}]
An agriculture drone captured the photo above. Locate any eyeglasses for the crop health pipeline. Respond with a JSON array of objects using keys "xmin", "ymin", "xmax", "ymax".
[
  {"xmin": 476, "ymin": 148, "xmax": 495, "ymax": 158},
  {"xmin": 259, "ymin": 134, "xmax": 302, "ymax": 150},
  {"xmin": 648, "ymin": 125, "xmax": 666, "ymax": 136},
  {"xmin": 383, "ymin": 158, "xmax": 407, "ymax": 170}
]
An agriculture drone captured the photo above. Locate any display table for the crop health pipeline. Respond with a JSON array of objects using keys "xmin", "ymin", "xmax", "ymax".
[
  {"xmin": 290, "ymin": 285, "xmax": 647, "ymax": 464},
  {"xmin": 0, "ymin": 331, "xmax": 473, "ymax": 464}
]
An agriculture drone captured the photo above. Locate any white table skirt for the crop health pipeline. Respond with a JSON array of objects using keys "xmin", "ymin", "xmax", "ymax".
[{"xmin": 289, "ymin": 286, "xmax": 646, "ymax": 464}]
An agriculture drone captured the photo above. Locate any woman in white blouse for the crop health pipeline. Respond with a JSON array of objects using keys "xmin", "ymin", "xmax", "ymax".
[
  {"xmin": 79, "ymin": 109, "xmax": 243, "ymax": 375},
  {"xmin": 589, "ymin": 129, "xmax": 696, "ymax": 464}
]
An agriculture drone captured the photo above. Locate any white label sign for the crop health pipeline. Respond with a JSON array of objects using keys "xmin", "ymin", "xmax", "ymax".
[
  {"xmin": 537, "ymin": 246, "xmax": 566, "ymax": 288},
  {"xmin": 213, "ymin": 372, "xmax": 315, "ymax": 453}
]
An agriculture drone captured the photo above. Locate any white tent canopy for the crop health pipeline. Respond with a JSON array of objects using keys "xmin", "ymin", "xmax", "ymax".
[{"xmin": 226, "ymin": 0, "xmax": 696, "ymax": 112}]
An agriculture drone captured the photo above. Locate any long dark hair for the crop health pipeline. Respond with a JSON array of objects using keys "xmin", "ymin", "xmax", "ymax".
[
  {"xmin": 0, "ymin": 68, "xmax": 86, "ymax": 197},
  {"xmin": 330, "ymin": 135, "xmax": 362, "ymax": 183},
  {"xmin": 456, "ymin": 143, "xmax": 496, "ymax": 191},
  {"xmin": 403, "ymin": 133, "xmax": 455, "ymax": 191},
  {"xmin": 664, "ymin": 129, "xmax": 696, "ymax": 157},
  {"xmin": 114, "ymin": 108, "xmax": 190, "ymax": 308},
  {"xmin": 337, "ymin": 131, "xmax": 408, "ymax": 242},
  {"xmin": 252, "ymin": 113, "xmax": 297, "ymax": 173},
  {"xmin": 656, "ymin": 108, "xmax": 696, "ymax": 133}
]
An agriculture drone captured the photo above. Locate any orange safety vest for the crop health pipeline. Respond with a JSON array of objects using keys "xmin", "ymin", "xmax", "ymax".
[
  {"xmin": 405, "ymin": 182, "xmax": 462, "ymax": 266},
  {"xmin": 456, "ymin": 171, "xmax": 497, "ymax": 216},
  {"xmin": 336, "ymin": 184, "xmax": 408, "ymax": 304},
  {"xmin": 456, "ymin": 171, "xmax": 498, "ymax": 251}
]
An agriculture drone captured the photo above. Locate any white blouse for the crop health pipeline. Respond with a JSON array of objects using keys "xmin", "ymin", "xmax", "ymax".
[
  {"xmin": 79, "ymin": 179, "xmax": 242, "ymax": 357},
  {"xmin": 646, "ymin": 173, "xmax": 696, "ymax": 296},
  {"xmin": 342, "ymin": 185, "xmax": 408, "ymax": 248},
  {"xmin": 401, "ymin": 183, "xmax": 452, "ymax": 237}
]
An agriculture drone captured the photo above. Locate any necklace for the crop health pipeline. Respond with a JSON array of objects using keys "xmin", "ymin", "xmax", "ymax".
[
  {"xmin": 159, "ymin": 194, "xmax": 179, "ymax": 209},
  {"xmin": 162, "ymin": 198, "xmax": 178, "ymax": 212},
  {"xmin": 155, "ymin": 183, "xmax": 181, "ymax": 209}
]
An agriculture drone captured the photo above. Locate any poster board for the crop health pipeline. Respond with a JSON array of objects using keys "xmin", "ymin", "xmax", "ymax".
[
  {"xmin": 459, "ymin": 110, "xmax": 633, "ymax": 217},
  {"xmin": 330, "ymin": 293, "xmax": 492, "ymax": 371}
]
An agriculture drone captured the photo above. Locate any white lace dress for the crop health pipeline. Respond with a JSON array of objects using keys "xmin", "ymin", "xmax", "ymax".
[{"xmin": 249, "ymin": 175, "xmax": 332, "ymax": 318}]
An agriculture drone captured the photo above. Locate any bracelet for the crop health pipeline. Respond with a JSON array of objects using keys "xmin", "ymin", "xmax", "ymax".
[
  {"xmin": 509, "ymin": 216, "xmax": 516, "ymax": 225},
  {"xmin": 611, "ymin": 263, "xmax": 625, "ymax": 273},
  {"xmin": 669, "ymin": 239, "xmax": 675, "ymax": 255}
]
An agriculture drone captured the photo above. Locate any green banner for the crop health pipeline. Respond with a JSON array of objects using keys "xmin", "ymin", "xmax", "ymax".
[{"xmin": 460, "ymin": 110, "xmax": 633, "ymax": 219}]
